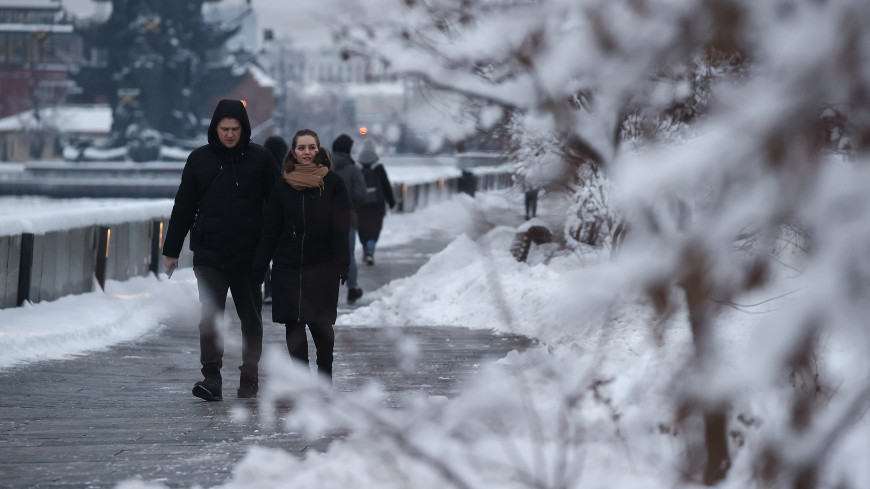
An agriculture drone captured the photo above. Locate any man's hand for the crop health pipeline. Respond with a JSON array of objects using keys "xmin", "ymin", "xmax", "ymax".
[
  {"xmin": 339, "ymin": 272, "xmax": 348, "ymax": 286},
  {"xmin": 164, "ymin": 256, "xmax": 179, "ymax": 277}
]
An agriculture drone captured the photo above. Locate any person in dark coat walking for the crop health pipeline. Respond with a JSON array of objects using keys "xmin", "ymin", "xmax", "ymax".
[
  {"xmin": 253, "ymin": 129, "xmax": 351, "ymax": 380},
  {"xmin": 523, "ymin": 181, "xmax": 540, "ymax": 220},
  {"xmin": 356, "ymin": 141, "xmax": 396, "ymax": 265},
  {"xmin": 263, "ymin": 135, "xmax": 288, "ymax": 173},
  {"xmin": 162, "ymin": 99, "xmax": 278, "ymax": 401},
  {"xmin": 260, "ymin": 135, "xmax": 289, "ymax": 304},
  {"xmin": 331, "ymin": 134, "xmax": 367, "ymax": 303}
]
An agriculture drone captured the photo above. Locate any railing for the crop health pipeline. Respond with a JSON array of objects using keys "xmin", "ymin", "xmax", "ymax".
[
  {"xmin": 0, "ymin": 216, "xmax": 194, "ymax": 309},
  {"xmin": 0, "ymin": 166, "xmax": 512, "ymax": 309}
]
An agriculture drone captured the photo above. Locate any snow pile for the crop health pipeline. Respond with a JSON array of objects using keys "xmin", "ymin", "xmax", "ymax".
[
  {"xmin": 338, "ymin": 228, "xmax": 566, "ymax": 339},
  {"xmin": 0, "ymin": 273, "xmax": 197, "ymax": 370}
]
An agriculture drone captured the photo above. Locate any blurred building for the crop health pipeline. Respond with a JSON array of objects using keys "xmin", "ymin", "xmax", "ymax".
[
  {"xmin": 259, "ymin": 38, "xmax": 491, "ymax": 154},
  {"xmin": 261, "ymin": 40, "xmax": 405, "ymax": 146},
  {"xmin": 0, "ymin": 103, "xmax": 109, "ymax": 161},
  {"xmin": 0, "ymin": 0, "xmax": 83, "ymax": 119},
  {"xmin": 284, "ymin": 48, "xmax": 370, "ymax": 85}
]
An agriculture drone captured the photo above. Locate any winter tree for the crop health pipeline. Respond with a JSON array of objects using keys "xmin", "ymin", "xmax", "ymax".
[{"xmin": 249, "ymin": 1, "xmax": 870, "ymax": 488}]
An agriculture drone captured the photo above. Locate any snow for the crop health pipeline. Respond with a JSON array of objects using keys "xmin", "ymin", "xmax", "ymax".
[
  {"xmin": 0, "ymin": 162, "xmax": 24, "ymax": 172},
  {"xmin": 344, "ymin": 82, "xmax": 405, "ymax": 97},
  {"xmin": 0, "ymin": 0, "xmax": 58, "ymax": 7},
  {"xmin": 159, "ymin": 145, "xmax": 196, "ymax": 161},
  {"xmin": 0, "ymin": 274, "xmax": 196, "ymax": 370},
  {"xmin": 0, "ymin": 197, "xmax": 172, "ymax": 236},
  {"xmin": 0, "ymin": 23, "xmax": 73, "ymax": 33},
  {"xmin": 247, "ymin": 64, "xmax": 277, "ymax": 88},
  {"xmin": 382, "ymin": 164, "xmax": 460, "ymax": 185},
  {"xmin": 0, "ymin": 105, "xmax": 112, "ymax": 133},
  {"xmin": 336, "ymin": 228, "xmax": 566, "ymax": 338}
]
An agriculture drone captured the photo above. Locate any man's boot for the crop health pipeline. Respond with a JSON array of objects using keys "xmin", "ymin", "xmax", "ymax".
[
  {"xmin": 237, "ymin": 365, "xmax": 258, "ymax": 399},
  {"xmin": 317, "ymin": 364, "xmax": 332, "ymax": 386},
  {"xmin": 193, "ymin": 365, "xmax": 222, "ymax": 401},
  {"xmin": 192, "ymin": 377, "xmax": 222, "ymax": 401},
  {"xmin": 348, "ymin": 287, "xmax": 363, "ymax": 304}
]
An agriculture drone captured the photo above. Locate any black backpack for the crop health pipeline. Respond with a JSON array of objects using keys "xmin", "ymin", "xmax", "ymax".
[{"xmin": 361, "ymin": 166, "xmax": 385, "ymax": 207}]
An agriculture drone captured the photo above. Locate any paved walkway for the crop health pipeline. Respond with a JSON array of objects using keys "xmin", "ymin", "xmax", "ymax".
[{"xmin": 0, "ymin": 234, "xmax": 533, "ymax": 489}]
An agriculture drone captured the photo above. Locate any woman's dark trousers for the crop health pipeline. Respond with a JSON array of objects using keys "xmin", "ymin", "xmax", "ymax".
[
  {"xmin": 285, "ymin": 321, "xmax": 334, "ymax": 379},
  {"xmin": 194, "ymin": 266, "xmax": 263, "ymax": 386}
]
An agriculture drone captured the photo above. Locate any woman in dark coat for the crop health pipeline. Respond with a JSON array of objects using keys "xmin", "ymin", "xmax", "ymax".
[{"xmin": 253, "ymin": 129, "xmax": 351, "ymax": 379}]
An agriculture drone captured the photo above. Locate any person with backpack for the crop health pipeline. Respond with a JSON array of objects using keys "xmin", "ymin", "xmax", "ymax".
[
  {"xmin": 331, "ymin": 134, "xmax": 367, "ymax": 303},
  {"xmin": 356, "ymin": 141, "xmax": 396, "ymax": 265}
]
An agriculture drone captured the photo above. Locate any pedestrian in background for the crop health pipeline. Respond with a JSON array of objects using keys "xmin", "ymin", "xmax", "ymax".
[
  {"xmin": 162, "ymin": 99, "xmax": 277, "ymax": 401},
  {"xmin": 253, "ymin": 129, "xmax": 351, "ymax": 381},
  {"xmin": 331, "ymin": 134, "xmax": 367, "ymax": 303},
  {"xmin": 523, "ymin": 180, "xmax": 540, "ymax": 220},
  {"xmin": 261, "ymin": 135, "xmax": 289, "ymax": 304},
  {"xmin": 356, "ymin": 141, "xmax": 396, "ymax": 265},
  {"xmin": 263, "ymin": 135, "xmax": 288, "ymax": 168}
]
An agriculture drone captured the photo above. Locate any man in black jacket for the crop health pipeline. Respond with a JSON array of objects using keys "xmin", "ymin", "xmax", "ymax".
[{"xmin": 162, "ymin": 99, "xmax": 278, "ymax": 401}]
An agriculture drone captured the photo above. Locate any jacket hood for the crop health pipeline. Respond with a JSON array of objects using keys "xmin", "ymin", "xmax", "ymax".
[
  {"xmin": 263, "ymin": 135, "xmax": 288, "ymax": 167},
  {"xmin": 332, "ymin": 134, "xmax": 354, "ymax": 154},
  {"xmin": 357, "ymin": 141, "xmax": 379, "ymax": 165},
  {"xmin": 208, "ymin": 99, "xmax": 252, "ymax": 150}
]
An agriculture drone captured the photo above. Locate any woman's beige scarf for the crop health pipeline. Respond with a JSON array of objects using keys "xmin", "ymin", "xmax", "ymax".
[{"xmin": 285, "ymin": 162, "xmax": 328, "ymax": 191}]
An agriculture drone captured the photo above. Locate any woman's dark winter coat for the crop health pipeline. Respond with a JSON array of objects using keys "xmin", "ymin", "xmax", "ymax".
[
  {"xmin": 162, "ymin": 99, "xmax": 278, "ymax": 269},
  {"xmin": 357, "ymin": 163, "xmax": 396, "ymax": 244},
  {"xmin": 253, "ymin": 172, "xmax": 351, "ymax": 325}
]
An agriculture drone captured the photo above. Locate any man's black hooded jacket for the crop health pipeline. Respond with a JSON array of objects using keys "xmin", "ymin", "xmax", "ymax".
[{"xmin": 162, "ymin": 99, "xmax": 278, "ymax": 269}]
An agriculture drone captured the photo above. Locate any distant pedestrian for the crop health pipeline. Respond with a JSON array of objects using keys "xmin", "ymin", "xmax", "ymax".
[
  {"xmin": 260, "ymin": 135, "xmax": 289, "ymax": 304},
  {"xmin": 524, "ymin": 181, "xmax": 540, "ymax": 220},
  {"xmin": 253, "ymin": 129, "xmax": 351, "ymax": 381},
  {"xmin": 162, "ymin": 99, "xmax": 278, "ymax": 401},
  {"xmin": 356, "ymin": 141, "xmax": 396, "ymax": 266},
  {"xmin": 263, "ymin": 135, "xmax": 288, "ymax": 172},
  {"xmin": 331, "ymin": 134, "xmax": 367, "ymax": 303}
]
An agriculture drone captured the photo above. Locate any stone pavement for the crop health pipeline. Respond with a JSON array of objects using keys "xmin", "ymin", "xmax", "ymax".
[{"xmin": 0, "ymin": 234, "xmax": 534, "ymax": 489}]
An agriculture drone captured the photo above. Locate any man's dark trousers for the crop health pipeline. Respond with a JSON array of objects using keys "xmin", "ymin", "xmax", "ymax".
[{"xmin": 193, "ymin": 266, "xmax": 263, "ymax": 383}]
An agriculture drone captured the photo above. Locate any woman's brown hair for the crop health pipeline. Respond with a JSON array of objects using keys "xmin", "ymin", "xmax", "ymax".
[{"xmin": 283, "ymin": 129, "xmax": 321, "ymax": 174}]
